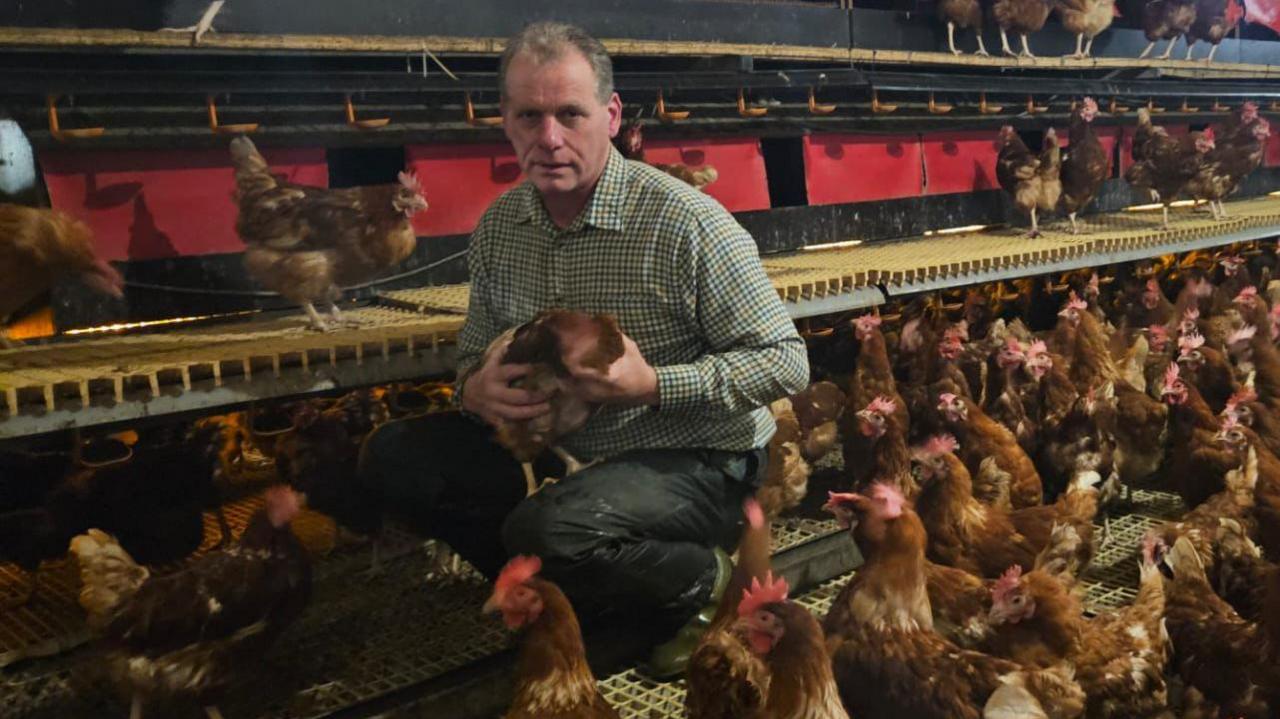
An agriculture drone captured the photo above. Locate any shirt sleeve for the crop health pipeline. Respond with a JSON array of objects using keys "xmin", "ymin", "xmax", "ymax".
[
  {"xmin": 451, "ymin": 221, "xmax": 499, "ymax": 408},
  {"xmin": 653, "ymin": 210, "xmax": 810, "ymax": 416}
]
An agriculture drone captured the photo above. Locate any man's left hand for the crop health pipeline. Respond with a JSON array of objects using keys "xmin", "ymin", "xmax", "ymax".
[{"xmin": 563, "ymin": 332, "xmax": 660, "ymax": 407}]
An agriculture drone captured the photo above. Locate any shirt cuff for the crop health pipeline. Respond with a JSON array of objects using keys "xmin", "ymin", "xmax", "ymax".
[{"xmin": 654, "ymin": 364, "xmax": 704, "ymax": 412}]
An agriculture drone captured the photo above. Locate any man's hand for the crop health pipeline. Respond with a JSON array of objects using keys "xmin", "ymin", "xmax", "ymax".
[
  {"xmin": 462, "ymin": 338, "xmax": 551, "ymax": 426},
  {"xmin": 563, "ymin": 333, "xmax": 659, "ymax": 407}
]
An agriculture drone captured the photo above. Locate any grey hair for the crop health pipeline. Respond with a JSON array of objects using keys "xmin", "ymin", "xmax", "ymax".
[{"xmin": 498, "ymin": 21, "xmax": 614, "ymax": 104}]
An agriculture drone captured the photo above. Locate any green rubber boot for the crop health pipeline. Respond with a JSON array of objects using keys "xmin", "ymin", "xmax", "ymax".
[{"xmin": 639, "ymin": 547, "xmax": 734, "ymax": 681}]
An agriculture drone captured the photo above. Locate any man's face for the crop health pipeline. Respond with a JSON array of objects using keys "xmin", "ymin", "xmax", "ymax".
[{"xmin": 501, "ymin": 50, "xmax": 622, "ymax": 200}]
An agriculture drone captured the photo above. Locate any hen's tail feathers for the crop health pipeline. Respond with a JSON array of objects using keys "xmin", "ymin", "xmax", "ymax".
[
  {"xmin": 1033, "ymin": 523, "xmax": 1084, "ymax": 585},
  {"xmin": 228, "ymin": 135, "xmax": 276, "ymax": 197},
  {"xmin": 1225, "ymin": 445, "xmax": 1260, "ymax": 497},
  {"xmin": 973, "ymin": 456, "xmax": 1013, "ymax": 510},
  {"xmin": 68, "ymin": 529, "xmax": 148, "ymax": 629},
  {"xmin": 757, "ymin": 440, "xmax": 810, "ymax": 522},
  {"xmin": 712, "ymin": 496, "xmax": 773, "ymax": 627},
  {"xmin": 984, "ymin": 664, "xmax": 1084, "ymax": 719},
  {"xmin": 1166, "ymin": 535, "xmax": 1208, "ymax": 585}
]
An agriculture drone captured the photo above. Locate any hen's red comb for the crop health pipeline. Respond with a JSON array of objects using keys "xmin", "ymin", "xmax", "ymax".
[
  {"xmin": 853, "ymin": 314, "xmax": 882, "ymax": 336},
  {"xmin": 737, "ymin": 571, "xmax": 790, "ymax": 618},
  {"xmin": 866, "ymin": 395, "xmax": 897, "ymax": 416},
  {"xmin": 1148, "ymin": 325, "xmax": 1168, "ymax": 340},
  {"xmin": 1178, "ymin": 332, "xmax": 1205, "ymax": 355},
  {"xmin": 1064, "ymin": 292, "xmax": 1087, "ymax": 312},
  {"xmin": 1164, "ymin": 361, "xmax": 1181, "ymax": 387},
  {"xmin": 823, "ymin": 491, "xmax": 862, "ymax": 512},
  {"xmin": 1146, "ymin": 278, "xmax": 1160, "ymax": 292},
  {"xmin": 869, "ymin": 482, "xmax": 905, "ymax": 518},
  {"xmin": 1227, "ymin": 386, "xmax": 1259, "ymax": 409},
  {"xmin": 1026, "ymin": 339, "xmax": 1048, "ymax": 358},
  {"xmin": 1235, "ymin": 286, "xmax": 1259, "ymax": 303},
  {"xmin": 991, "ymin": 565, "xmax": 1023, "ymax": 603},
  {"xmin": 494, "ymin": 555, "xmax": 542, "ymax": 597},
  {"xmin": 921, "ymin": 433, "xmax": 960, "ymax": 457},
  {"xmin": 938, "ymin": 392, "xmax": 959, "ymax": 405},
  {"xmin": 1082, "ymin": 97, "xmax": 1098, "ymax": 113},
  {"xmin": 1183, "ymin": 305, "xmax": 1201, "ymax": 322},
  {"xmin": 744, "ymin": 497, "xmax": 765, "ymax": 530}
]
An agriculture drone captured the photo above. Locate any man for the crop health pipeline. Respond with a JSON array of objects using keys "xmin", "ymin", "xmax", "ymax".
[{"xmin": 359, "ymin": 21, "xmax": 807, "ymax": 678}]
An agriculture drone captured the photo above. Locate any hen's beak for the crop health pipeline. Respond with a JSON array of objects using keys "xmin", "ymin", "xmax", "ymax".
[{"xmin": 481, "ymin": 594, "xmax": 500, "ymax": 615}]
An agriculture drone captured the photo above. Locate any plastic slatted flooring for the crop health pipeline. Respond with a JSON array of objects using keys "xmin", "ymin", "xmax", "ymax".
[
  {"xmin": 0, "ymin": 498, "xmax": 838, "ymax": 719},
  {"xmin": 597, "ymin": 489, "xmax": 1186, "ymax": 719}
]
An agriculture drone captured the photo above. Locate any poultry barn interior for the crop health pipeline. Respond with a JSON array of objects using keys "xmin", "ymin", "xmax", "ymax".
[{"xmin": 3, "ymin": 1, "xmax": 1280, "ymax": 717}]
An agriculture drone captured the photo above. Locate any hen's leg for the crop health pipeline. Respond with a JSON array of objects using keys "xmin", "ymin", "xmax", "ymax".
[
  {"xmin": 1084, "ymin": 36, "xmax": 1094, "ymax": 57},
  {"xmin": 975, "ymin": 34, "xmax": 989, "ymax": 56},
  {"xmin": 1184, "ymin": 40, "xmax": 1196, "ymax": 61},
  {"xmin": 1000, "ymin": 28, "xmax": 1015, "ymax": 56},
  {"xmin": 328, "ymin": 303, "xmax": 363, "ymax": 328},
  {"xmin": 159, "ymin": 1, "xmax": 224, "ymax": 46},
  {"xmin": 550, "ymin": 446, "xmax": 598, "ymax": 477},
  {"xmin": 1070, "ymin": 33, "xmax": 1085, "ymax": 59},
  {"xmin": 1162, "ymin": 204, "xmax": 1170, "ymax": 229},
  {"xmin": 1158, "ymin": 36, "xmax": 1178, "ymax": 60},
  {"xmin": 1217, "ymin": 200, "xmax": 1228, "ymax": 218},
  {"xmin": 1069, "ymin": 212, "xmax": 1079, "ymax": 235},
  {"xmin": 1019, "ymin": 34, "xmax": 1035, "ymax": 59},
  {"xmin": 1206, "ymin": 44, "xmax": 1219, "ymax": 63},
  {"xmin": 204, "ymin": 707, "xmax": 226, "ymax": 719},
  {"xmin": 1027, "ymin": 207, "xmax": 1040, "ymax": 238},
  {"xmin": 1138, "ymin": 40, "xmax": 1156, "ymax": 59},
  {"xmin": 948, "ymin": 22, "xmax": 960, "ymax": 55},
  {"xmin": 521, "ymin": 462, "xmax": 546, "ymax": 496},
  {"xmin": 130, "ymin": 696, "xmax": 143, "ymax": 719},
  {"xmin": 303, "ymin": 302, "xmax": 332, "ymax": 332}
]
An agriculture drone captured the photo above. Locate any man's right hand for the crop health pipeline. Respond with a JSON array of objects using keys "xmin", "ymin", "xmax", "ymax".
[{"xmin": 462, "ymin": 360, "xmax": 552, "ymax": 427}]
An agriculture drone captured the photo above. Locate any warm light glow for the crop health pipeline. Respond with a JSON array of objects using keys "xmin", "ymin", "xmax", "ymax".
[
  {"xmin": 802, "ymin": 239, "xmax": 864, "ymax": 251},
  {"xmin": 6, "ymin": 307, "xmax": 55, "ymax": 340},
  {"xmin": 924, "ymin": 224, "xmax": 993, "ymax": 237},
  {"xmin": 1123, "ymin": 200, "xmax": 1199, "ymax": 212},
  {"xmin": 1270, "ymin": 190, "xmax": 1280, "ymax": 197},
  {"xmin": 63, "ymin": 311, "xmax": 258, "ymax": 336}
]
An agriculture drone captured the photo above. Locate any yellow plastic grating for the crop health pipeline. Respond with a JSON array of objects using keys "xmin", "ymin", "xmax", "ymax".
[
  {"xmin": 0, "ymin": 490, "xmax": 398, "ymax": 669},
  {"xmin": 1081, "ymin": 512, "xmax": 1170, "ymax": 612},
  {"xmin": 0, "ymin": 306, "xmax": 462, "ymax": 418},
  {"xmin": 377, "ymin": 284, "xmax": 471, "ymax": 315},
  {"xmin": 762, "ymin": 195, "xmax": 1280, "ymax": 300}
]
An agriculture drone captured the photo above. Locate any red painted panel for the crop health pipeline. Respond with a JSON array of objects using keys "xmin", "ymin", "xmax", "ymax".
[
  {"xmin": 1120, "ymin": 123, "xmax": 1188, "ymax": 173},
  {"xmin": 42, "ymin": 148, "xmax": 328, "ymax": 261},
  {"xmin": 636, "ymin": 137, "xmax": 770, "ymax": 212},
  {"xmin": 405, "ymin": 143, "xmax": 524, "ymax": 237},
  {"xmin": 922, "ymin": 132, "xmax": 1001, "ymax": 195},
  {"xmin": 1266, "ymin": 131, "xmax": 1280, "ymax": 167},
  {"xmin": 804, "ymin": 134, "xmax": 922, "ymax": 205},
  {"xmin": 1049, "ymin": 126, "xmax": 1120, "ymax": 177}
]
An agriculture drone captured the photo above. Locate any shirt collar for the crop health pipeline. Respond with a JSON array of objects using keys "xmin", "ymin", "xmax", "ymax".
[{"xmin": 517, "ymin": 146, "xmax": 628, "ymax": 233}]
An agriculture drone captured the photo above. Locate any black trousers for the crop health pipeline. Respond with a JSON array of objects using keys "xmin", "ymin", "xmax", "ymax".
[{"xmin": 358, "ymin": 411, "xmax": 764, "ymax": 621}]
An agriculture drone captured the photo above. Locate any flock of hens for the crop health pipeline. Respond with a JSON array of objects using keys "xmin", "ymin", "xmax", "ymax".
[
  {"xmin": 998, "ymin": 97, "xmax": 1271, "ymax": 237},
  {"xmin": 0, "ymin": 24, "xmax": 1278, "ymax": 719},
  {"xmin": 484, "ymin": 237, "xmax": 1280, "ymax": 717},
  {"xmin": 939, "ymin": 0, "xmax": 1260, "ymax": 61}
]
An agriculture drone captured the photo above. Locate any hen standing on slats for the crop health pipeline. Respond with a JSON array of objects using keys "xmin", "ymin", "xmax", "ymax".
[
  {"xmin": 1056, "ymin": 0, "xmax": 1118, "ymax": 57},
  {"xmin": 1138, "ymin": 0, "xmax": 1198, "ymax": 59},
  {"xmin": 69, "ymin": 486, "xmax": 312, "ymax": 719},
  {"xmin": 938, "ymin": 0, "xmax": 990, "ymax": 55},
  {"xmin": 993, "ymin": 0, "xmax": 1054, "ymax": 57},
  {"xmin": 1187, "ymin": 116, "xmax": 1271, "ymax": 220},
  {"xmin": 1185, "ymin": 0, "xmax": 1244, "ymax": 61},
  {"xmin": 483, "ymin": 555, "xmax": 620, "ymax": 719},
  {"xmin": 1058, "ymin": 98, "xmax": 1109, "ymax": 235},
  {"xmin": 997, "ymin": 126, "xmax": 1048, "ymax": 238},
  {"xmin": 821, "ymin": 484, "xmax": 1086, "ymax": 719},
  {"xmin": 229, "ymin": 136, "xmax": 428, "ymax": 332},
  {"xmin": 1124, "ymin": 108, "xmax": 1216, "ymax": 229}
]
